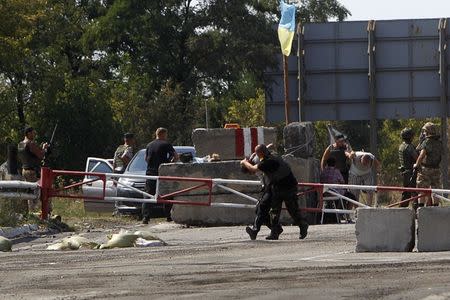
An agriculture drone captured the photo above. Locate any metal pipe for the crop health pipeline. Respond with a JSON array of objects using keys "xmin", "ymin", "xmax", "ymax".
[
  {"xmin": 325, "ymin": 189, "xmax": 370, "ymax": 208},
  {"xmin": 432, "ymin": 193, "xmax": 450, "ymax": 203},
  {"xmin": 0, "ymin": 181, "xmax": 39, "ymax": 189},
  {"xmin": 112, "ymin": 179, "xmax": 155, "ymax": 199},
  {"xmin": 215, "ymin": 184, "xmax": 259, "ymax": 203},
  {"xmin": 0, "ymin": 193, "xmax": 37, "ymax": 200}
]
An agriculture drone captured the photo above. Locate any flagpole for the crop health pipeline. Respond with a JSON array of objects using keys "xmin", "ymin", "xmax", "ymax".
[{"xmin": 283, "ymin": 54, "xmax": 290, "ymax": 125}]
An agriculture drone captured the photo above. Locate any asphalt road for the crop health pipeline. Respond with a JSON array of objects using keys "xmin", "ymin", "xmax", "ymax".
[{"xmin": 1, "ymin": 223, "xmax": 450, "ymax": 299}]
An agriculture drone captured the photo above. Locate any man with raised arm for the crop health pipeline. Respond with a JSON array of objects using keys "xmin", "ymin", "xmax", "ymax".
[{"xmin": 241, "ymin": 144, "xmax": 308, "ymax": 240}]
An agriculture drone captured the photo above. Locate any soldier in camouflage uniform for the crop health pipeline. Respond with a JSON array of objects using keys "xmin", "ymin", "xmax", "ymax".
[
  {"xmin": 414, "ymin": 122, "xmax": 442, "ymax": 207},
  {"xmin": 113, "ymin": 133, "xmax": 135, "ymax": 173},
  {"xmin": 398, "ymin": 128, "xmax": 418, "ymax": 208}
]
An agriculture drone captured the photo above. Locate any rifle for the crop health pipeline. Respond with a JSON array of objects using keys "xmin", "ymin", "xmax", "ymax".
[
  {"xmin": 408, "ymin": 167, "xmax": 418, "ymax": 187},
  {"xmin": 42, "ymin": 123, "xmax": 58, "ymax": 166}
]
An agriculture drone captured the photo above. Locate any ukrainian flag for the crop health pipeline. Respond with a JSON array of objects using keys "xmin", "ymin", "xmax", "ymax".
[{"xmin": 278, "ymin": 1, "xmax": 296, "ymax": 56}]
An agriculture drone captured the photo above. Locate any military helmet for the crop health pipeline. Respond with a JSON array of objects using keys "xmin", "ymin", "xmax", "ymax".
[
  {"xmin": 400, "ymin": 127, "xmax": 413, "ymax": 140},
  {"xmin": 422, "ymin": 122, "xmax": 438, "ymax": 137}
]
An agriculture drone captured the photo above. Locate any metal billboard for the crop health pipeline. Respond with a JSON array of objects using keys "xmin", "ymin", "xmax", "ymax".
[{"xmin": 265, "ymin": 18, "xmax": 449, "ymax": 122}]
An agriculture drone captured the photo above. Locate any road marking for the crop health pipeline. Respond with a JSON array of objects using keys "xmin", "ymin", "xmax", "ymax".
[{"xmin": 298, "ymin": 251, "xmax": 350, "ymax": 261}]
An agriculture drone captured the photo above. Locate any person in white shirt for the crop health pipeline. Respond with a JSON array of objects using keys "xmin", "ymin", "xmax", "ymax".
[{"xmin": 348, "ymin": 151, "xmax": 381, "ymax": 206}]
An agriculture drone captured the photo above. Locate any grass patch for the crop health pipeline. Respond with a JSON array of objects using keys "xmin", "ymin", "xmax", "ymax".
[
  {"xmin": 52, "ymin": 198, "xmax": 86, "ymax": 219},
  {"xmin": 51, "ymin": 198, "xmax": 139, "ymax": 231},
  {"xmin": 0, "ymin": 198, "xmax": 24, "ymax": 227}
]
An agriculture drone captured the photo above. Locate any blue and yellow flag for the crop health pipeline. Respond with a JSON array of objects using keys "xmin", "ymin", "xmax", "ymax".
[{"xmin": 278, "ymin": 1, "xmax": 296, "ymax": 56}]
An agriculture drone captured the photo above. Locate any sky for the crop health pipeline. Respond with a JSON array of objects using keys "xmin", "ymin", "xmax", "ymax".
[{"xmin": 338, "ymin": 0, "xmax": 450, "ymax": 21}]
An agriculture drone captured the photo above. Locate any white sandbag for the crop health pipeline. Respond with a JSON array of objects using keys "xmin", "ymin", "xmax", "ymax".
[
  {"xmin": 98, "ymin": 230, "xmax": 139, "ymax": 249},
  {"xmin": 47, "ymin": 242, "xmax": 66, "ymax": 251},
  {"xmin": 65, "ymin": 236, "xmax": 98, "ymax": 250},
  {"xmin": 47, "ymin": 235, "xmax": 98, "ymax": 251},
  {"xmin": 134, "ymin": 238, "xmax": 166, "ymax": 247},
  {"xmin": 0, "ymin": 236, "xmax": 12, "ymax": 252},
  {"xmin": 134, "ymin": 231, "xmax": 158, "ymax": 240}
]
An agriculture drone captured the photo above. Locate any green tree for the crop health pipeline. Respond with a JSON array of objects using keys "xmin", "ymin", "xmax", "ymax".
[
  {"xmin": 0, "ymin": 0, "xmax": 46, "ymax": 145},
  {"xmin": 225, "ymin": 89, "xmax": 265, "ymax": 127},
  {"xmin": 0, "ymin": 0, "xmax": 351, "ymax": 166}
]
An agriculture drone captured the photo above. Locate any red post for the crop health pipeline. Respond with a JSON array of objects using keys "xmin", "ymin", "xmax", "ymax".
[
  {"xmin": 39, "ymin": 167, "xmax": 53, "ymax": 220},
  {"xmin": 318, "ymin": 185, "xmax": 324, "ymax": 212}
]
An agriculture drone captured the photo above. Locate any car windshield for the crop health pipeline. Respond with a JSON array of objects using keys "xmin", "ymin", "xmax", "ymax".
[
  {"xmin": 126, "ymin": 146, "xmax": 196, "ymax": 173},
  {"xmin": 127, "ymin": 149, "xmax": 147, "ymax": 173}
]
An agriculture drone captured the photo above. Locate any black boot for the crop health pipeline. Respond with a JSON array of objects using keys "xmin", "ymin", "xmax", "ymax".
[
  {"xmin": 246, "ymin": 226, "xmax": 259, "ymax": 240},
  {"xmin": 299, "ymin": 222, "xmax": 309, "ymax": 240},
  {"xmin": 265, "ymin": 224, "xmax": 283, "ymax": 240},
  {"xmin": 265, "ymin": 231, "xmax": 279, "ymax": 240}
]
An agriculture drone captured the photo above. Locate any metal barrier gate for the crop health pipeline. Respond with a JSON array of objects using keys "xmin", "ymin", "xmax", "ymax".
[{"xmin": 2, "ymin": 167, "xmax": 450, "ymax": 221}]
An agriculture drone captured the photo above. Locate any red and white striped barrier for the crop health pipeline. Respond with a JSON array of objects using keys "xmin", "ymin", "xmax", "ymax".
[{"xmin": 234, "ymin": 127, "xmax": 265, "ymax": 157}]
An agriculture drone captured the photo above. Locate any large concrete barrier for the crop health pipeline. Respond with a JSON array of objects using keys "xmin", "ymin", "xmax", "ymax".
[
  {"xmin": 159, "ymin": 159, "xmax": 318, "ymax": 226},
  {"xmin": 283, "ymin": 155, "xmax": 320, "ymax": 224},
  {"xmin": 192, "ymin": 127, "xmax": 277, "ymax": 160},
  {"xmin": 417, "ymin": 207, "xmax": 450, "ymax": 252},
  {"xmin": 159, "ymin": 161, "xmax": 260, "ymax": 225},
  {"xmin": 283, "ymin": 154, "xmax": 320, "ymax": 184},
  {"xmin": 355, "ymin": 208, "xmax": 415, "ymax": 252},
  {"xmin": 283, "ymin": 122, "xmax": 315, "ymax": 158}
]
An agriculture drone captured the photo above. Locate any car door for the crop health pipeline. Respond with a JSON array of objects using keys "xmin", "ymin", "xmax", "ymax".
[{"xmin": 82, "ymin": 158, "xmax": 116, "ymax": 201}]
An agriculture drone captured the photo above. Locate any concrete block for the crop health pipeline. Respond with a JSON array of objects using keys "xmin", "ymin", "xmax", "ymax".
[
  {"xmin": 282, "ymin": 155, "xmax": 320, "ymax": 184},
  {"xmin": 159, "ymin": 161, "xmax": 259, "ymax": 225},
  {"xmin": 159, "ymin": 161, "xmax": 304, "ymax": 226},
  {"xmin": 355, "ymin": 208, "xmax": 415, "ymax": 252},
  {"xmin": 192, "ymin": 127, "xmax": 277, "ymax": 160},
  {"xmin": 282, "ymin": 155, "xmax": 320, "ymax": 224},
  {"xmin": 417, "ymin": 207, "xmax": 450, "ymax": 252},
  {"xmin": 283, "ymin": 122, "xmax": 315, "ymax": 158}
]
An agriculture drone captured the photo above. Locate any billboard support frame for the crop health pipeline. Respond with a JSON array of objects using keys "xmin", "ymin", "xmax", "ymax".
[
  {"xmin": 368, "ymin": 20, "xmax": 377, "ymax": 158},
  {"xmin": 297, "ymin": 22, "xmax": 305, "ymax": 122},
  {"xmin": 439, "ymin": 18, "xmax": 449, "ymax": 190}
]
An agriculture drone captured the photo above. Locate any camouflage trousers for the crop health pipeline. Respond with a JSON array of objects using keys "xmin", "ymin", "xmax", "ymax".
[
  {"xmin": 416, "ymin": 166, "xmax": 441, "ymax": 205},
  {"xmin": 22, "ymin": 169, "xmax": 52, "ymax": 214},
  {"xmin": 416, "ymin": 167, "xmax": 441, "ymax": 188},
  {"xmin": 22, "ymin": 169, "xmax": 39, "ymax": 211}
]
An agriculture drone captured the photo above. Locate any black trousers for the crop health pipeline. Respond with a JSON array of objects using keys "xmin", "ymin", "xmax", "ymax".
[
  {"xmin": 142, "ymin": 169, "xmax": 157, "ymax": 219},
  {"xmin": 142, "ymin": 169, "xmax": 172, "ymax": 219},
  {"xmin": 269, "ymin": 185, "xmax": 308, "ymax": 230},
  {"xmin": 252, "ymin": 189, "xmax": 273, "ymax": 231},
  {"xmin": 401, "ymin": 170, "xmax": 417, "ymax": 207}
]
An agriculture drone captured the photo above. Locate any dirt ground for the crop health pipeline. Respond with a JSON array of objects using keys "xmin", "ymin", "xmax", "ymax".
[{"xmin": 1, "ymin": 222, "xmax": 450, "ymax": 300}]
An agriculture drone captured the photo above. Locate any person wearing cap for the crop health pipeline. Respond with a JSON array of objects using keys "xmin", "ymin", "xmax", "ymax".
[
  {"xmin": 240, "ymin": 144, "xmax": 308, "ymax": 241},
  {"xmin": 348, "ymin": 150, "xmax": 381, "ymax": 207},
  {"xmin": 321, "ymin": 134, "xmax": 352, "ymax": 184},
  {"xmin": 18, "ymin": 126, "xmax": 49, "ymax": 211},
  {"xmin": 113, "ymin": 133, "xmax": 136, "ymax": 174},
  {"xmin": 398, "ymin": 128, "xmax": 418, "ymax": 208},
  {"xmin": 414, "ymin": 122, "xmax": 442, "ymax": 207}
]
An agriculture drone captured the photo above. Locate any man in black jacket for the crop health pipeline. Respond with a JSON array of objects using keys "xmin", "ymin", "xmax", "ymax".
[
  {"xmin": 142, "ymin": 127, "xmax": 178, "ymax": 224},
  {"xmin": 240, "ymin": 144, "xmax": 308, "ymax": 240}
]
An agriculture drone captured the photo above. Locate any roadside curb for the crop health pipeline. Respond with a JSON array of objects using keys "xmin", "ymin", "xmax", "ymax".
[{"xmin": 0, "ymin": 224, "xmax": 39, "ymax": 239}]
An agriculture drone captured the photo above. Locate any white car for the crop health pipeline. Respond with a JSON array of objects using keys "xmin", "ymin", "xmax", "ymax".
[
  {"xmin": 82, "ymin": 157, "xmax": 117, "ymax": 213},
  {"xmin": 82, "ymin": 146, "xmax": 196, "ymax": 214}
]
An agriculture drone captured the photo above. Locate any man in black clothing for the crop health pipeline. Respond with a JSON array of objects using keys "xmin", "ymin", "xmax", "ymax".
[
  {"xmin": 142, "ymin": 127, "xmax": 178, "ymax": 224},
  {"xmin": 240, "ymin": 144, "xmax": 308, "ymax": 240}
]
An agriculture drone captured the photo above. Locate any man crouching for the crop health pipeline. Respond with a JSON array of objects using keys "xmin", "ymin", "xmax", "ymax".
[{"xmin": 240, "ymin": 144, "xmax": 308, "ymax": 240}]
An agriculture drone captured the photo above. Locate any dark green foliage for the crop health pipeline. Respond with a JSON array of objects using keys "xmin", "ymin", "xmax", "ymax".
[{"xmin": 0, "ymin": 0, "xmax": 350, "ymax": 170}]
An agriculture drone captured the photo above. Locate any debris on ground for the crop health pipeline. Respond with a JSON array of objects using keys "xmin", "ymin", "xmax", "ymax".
[
  {"xmin": 134, "ymin": 238, "xmax": 166, "ymax": 247},
  {"xmin": 0, "ymin": 236, "xmax": 12, "ymax": 252},
  {"xmin": 98, "ymin": 230, "xmax": 139, "ymax": 249},
  {"xmin": 47, "ymin": 235, "xmax": 99, "ymax": 251},
  {"xmin": 47, "ymin": 215, "xmax": 72, "ymax": 232}
]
